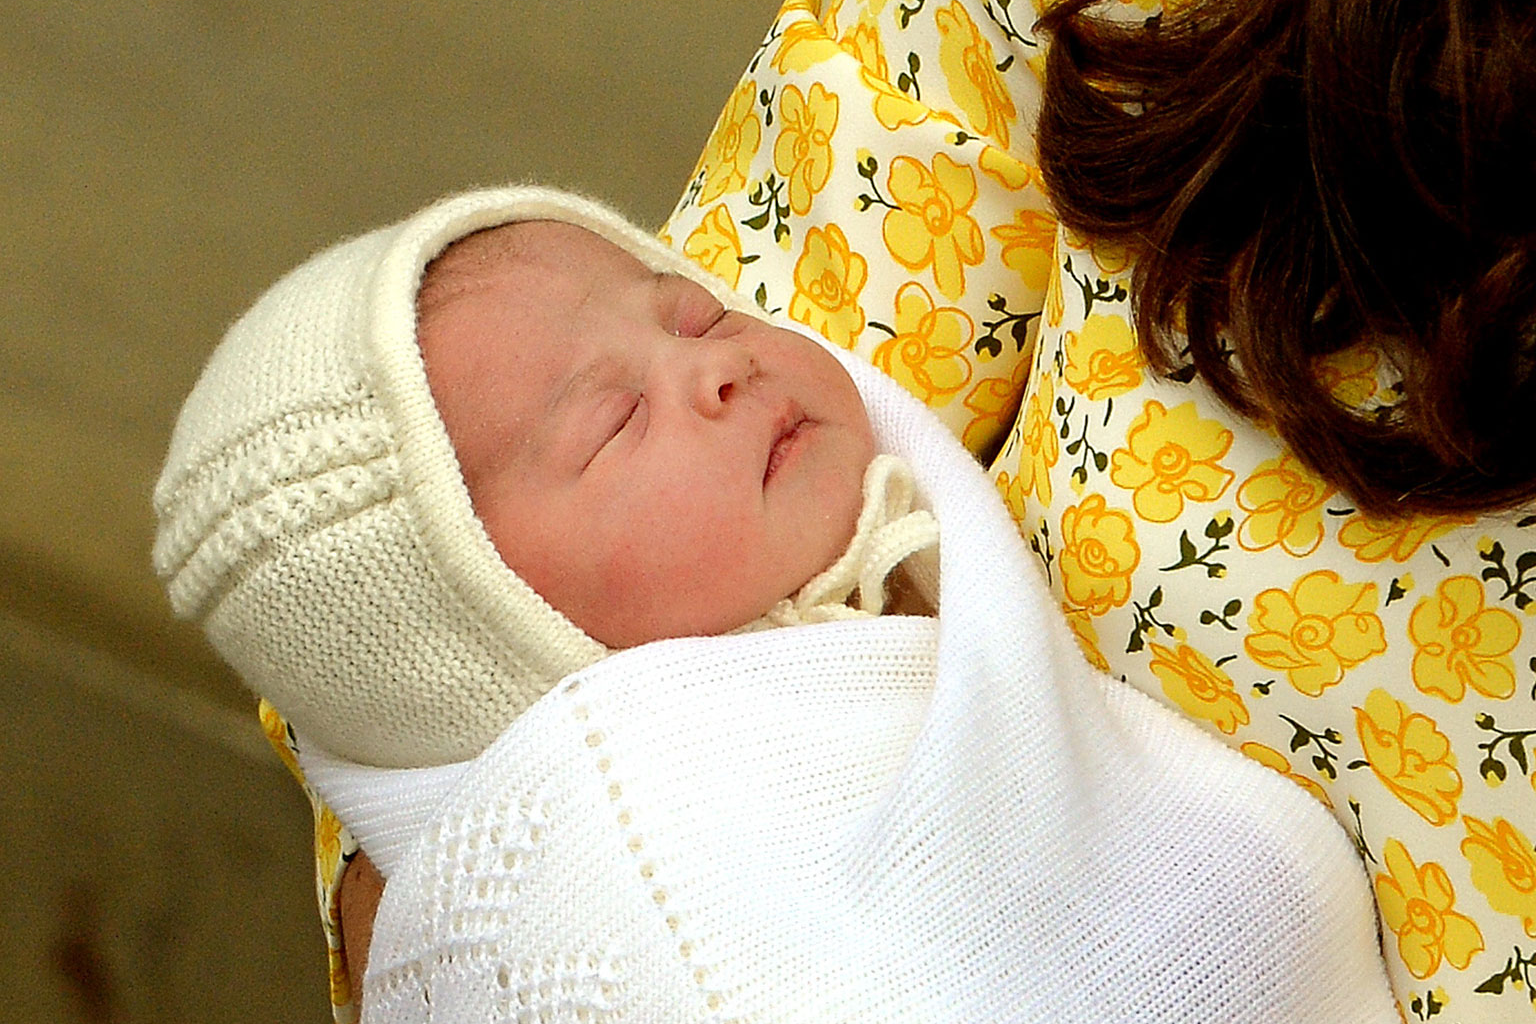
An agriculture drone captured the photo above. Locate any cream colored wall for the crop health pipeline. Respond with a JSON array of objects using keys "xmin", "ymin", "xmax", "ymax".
[{"xmin": 2, "ymin": 2, "xmax": 779, "ymax": 1018}]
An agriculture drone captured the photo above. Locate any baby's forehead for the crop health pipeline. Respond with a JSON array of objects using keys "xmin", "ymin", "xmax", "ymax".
[
  {"xmin": 417, "ymin": 221, "xmax": 547, "ymax": 319},
  {"xmin": 423, "ymin": 218, "xmax": 629, "ymax": 291},
  {"xmin": 415, "ymin": 220, "xmax": 662, "ymax": 343}
]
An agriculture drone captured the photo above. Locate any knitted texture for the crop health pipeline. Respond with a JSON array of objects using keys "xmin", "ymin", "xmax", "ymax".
[
  {"xmin": 351, "ymin": 346, "xmax": 1400, "ymax": 1024},
  {"xmin": 153, "ymin": 186, "xmax": 776, "ymax": 767}
]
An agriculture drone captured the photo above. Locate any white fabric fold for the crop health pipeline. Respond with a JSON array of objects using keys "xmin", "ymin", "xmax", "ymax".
[
  {"xmin": 298, "ymin": 741, "xmax": 469, "ymax": 880},
  {"xmin": 318, "ymin": 331, "xmax": 1396, "ymax": 1024}
]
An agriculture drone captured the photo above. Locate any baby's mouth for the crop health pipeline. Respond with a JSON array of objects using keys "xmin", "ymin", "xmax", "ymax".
[{"xmin": 765, "ymin": 409, "xmax": 811, "ymax": 485}]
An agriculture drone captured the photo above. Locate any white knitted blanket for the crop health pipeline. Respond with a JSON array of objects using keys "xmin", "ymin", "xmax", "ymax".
[{"xmin": 310, "ymin": 338, "xmax": 1397, "ymax": 1024}]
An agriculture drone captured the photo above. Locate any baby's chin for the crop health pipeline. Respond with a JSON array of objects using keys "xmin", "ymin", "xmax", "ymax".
[{"xmin": 577, "ymin": 602, "xmax": 774, "ymax": 650}]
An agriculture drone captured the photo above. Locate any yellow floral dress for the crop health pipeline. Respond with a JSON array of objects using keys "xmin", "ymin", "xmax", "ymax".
[
  {"xmin": 261, "ymin": 701, "xmax": 361, "ymax": 1024},
  {"xmin": 283, "ymin": 2, "xmax": 1535, "ymax": 1019},
  {"xmin": 659, "ymin": 1, "xmax": 1536, "ymax": 1019}
]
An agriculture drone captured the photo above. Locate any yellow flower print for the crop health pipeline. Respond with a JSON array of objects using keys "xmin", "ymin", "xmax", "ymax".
[
  {"xmin": 681, "ymin": 205, "xmax": 744, "ymax": 289},
  {"xmin": 1025, "ymin": 48, "xmax": 1049, "ymax": 83},
  {"xmin": 258, "ymin": 698, "xmax": 302, "ymax": 781},
  {"xmin": 1059, "ymin": 493, "xmax": 1140, "ymax": 616},
  {"xmin": 838, "ymin": 23, "xmax": 936, "ymax": 130},
  {"xmin": 1044, "ymin": 258, "xmax": 1066, "ymax": 328},
  {"xmin": 819, "ymin": 0, "xmax": 846, "ymax": 35},
  {"xmin": 774, "ymin": 83, "xmax": 839, "ymax": 216},
  {"xmin": 1353, "ymin": 688, "xmax": 1461, "ymax": 825},
  {"xmin": 329, "ymin": 945, "xmax": 353, "ymax": 1007},
  {"xmin": 1109, "ymin": 400, "xmax": 1236, "ymax": 523},
  {"xmin": 871, "ymin": 282, "xmax": 974, "ymax": 407},
  {"xmin": 1236, "ymin": 453, "xmax": 1337, "ymax": 556},
  {"xmin": 1063, "ymin": 226, "xmax": 1136, "ymax": 277},
  {"xmin": 1009, "ymin": 373, "xmax": 1059, "ymax": 508},
  {"xmin": 882, "ymin": 153, "xmax": 985, "ymax": 301},
  {"xmin": 1337, "ymin": 510, "xmax": 1474, "ymax": 564},
  {"xmin": 1088, "ymin": 239, "xmax": 1134, "ymax": 277},
  {"xmin": 1062, "ymin": 314, "xmax": 1144, "ymax": 401},
  {"xmin": 1314, "ymin": 344, "xmax": 1381, "ymax": 409},
  {"xmin": 1148, "ymin": 642, "xmax": 1250, "ymax": 734},
  {"xmin": 1408, "ymin": 575, "xmax": 1520, "ymax": 702},
  {"xmin": 1064, "ymin": 605, "xmax": 1112, "ymax": 672},
  {"xmin": 996, "ymin": 468, "xmax": 1029, "ymax": 525},
  {"xmin": 316, "ymin": 805, "xmax": 346, "ymax": 889},
  {"xmin": 788, "ymin": 223, "xmax": 868, "ymax": 348},
  {"xmin": 936, "ymin": 0, "xmax": 1017, "ymax": 147},
  {"xmin": 837, "ymin": 12, "xmax": 882, "ymax": 70},
  {"xmin": 1461, "ymin": 815, "xmax": 1536, "ymax": 937},
  {"xmin": 1376, "ymin": 839, "xmax": 1485, "ymax": 979},
  {"xmin": 772, "ymin": 15, "xmax": 842, "ymax": 73},
  {"xmin": 1239, "ymin": 741, "xmax": 1331, "ymax": 806},
  {"xmin": 698, "ymin": 79, "xmax": 762, "ymax": 205},
  {"xmin": 960, "ymin": 356, "xmax": 1029, "ymax": 456},
  {"xmin": 991, "ymin": 208, "xmax": 1057, "ymax": 292},
  {"xmin": 1244, "ymin": 569, "xmax": 1386, "ymax": 696},
  {"xmin": 859, "ymin": 64, "xmax": 935, "ymax": 130},
  {"xmin": 978, "ymin": 145, "xmax": 1035, "ymax": 190}
]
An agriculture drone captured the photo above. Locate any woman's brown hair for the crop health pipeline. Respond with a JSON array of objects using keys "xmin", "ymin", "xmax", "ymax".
[{"xmin": 1034, "ymin": 0, "xmax": 1536, "ymax": 515}]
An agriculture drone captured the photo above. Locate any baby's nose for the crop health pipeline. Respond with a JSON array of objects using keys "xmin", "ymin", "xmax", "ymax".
[{"xmin": 689, "ymin": 340, "xmax": 757, "ymax": 416}]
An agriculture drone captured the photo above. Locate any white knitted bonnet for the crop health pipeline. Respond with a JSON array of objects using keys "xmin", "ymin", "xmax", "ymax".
[{"xmin": 153, "ymin": 185, "xmax": 767, "ymax": 768}]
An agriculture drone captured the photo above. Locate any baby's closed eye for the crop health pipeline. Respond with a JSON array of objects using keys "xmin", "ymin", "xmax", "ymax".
[
  {"xmin": 659, "ymin": 275, "xmax": 726, "ymax": 338},
  {"xmin": 584, "ymin": 391, "xmax": 646, "ymax": 469}
]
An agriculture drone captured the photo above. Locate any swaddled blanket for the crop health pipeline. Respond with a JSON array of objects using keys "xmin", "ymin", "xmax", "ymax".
[{"xmin": 307, "ymin": 331, "xmax": 1397, "ymax": 1023}]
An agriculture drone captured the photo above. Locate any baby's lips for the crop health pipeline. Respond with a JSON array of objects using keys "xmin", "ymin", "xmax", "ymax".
[{"xmin": 763, "ymin": 399, "xmax": 811, "ymax": 485}]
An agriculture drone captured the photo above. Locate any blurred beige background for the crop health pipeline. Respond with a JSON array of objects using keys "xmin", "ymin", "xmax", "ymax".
[{"xmin": 2, "ymin": 2, "xmax": 779, "ymax": 1019}]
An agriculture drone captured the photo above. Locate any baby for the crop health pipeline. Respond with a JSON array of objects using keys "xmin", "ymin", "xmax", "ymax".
[
  {"xmin": 155, "ymin": 185, "xmax": 942, "ymax": 1003},
  {"xmin": 153, "ymin": 183, "xmax": 936, "ymax": 771}
]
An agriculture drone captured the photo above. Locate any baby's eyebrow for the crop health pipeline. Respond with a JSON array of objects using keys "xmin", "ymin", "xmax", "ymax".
[
  {"xmin": 548, "ymin": 358, "xmax": 607, "ymax": 417},
  {"xmin": 649, "ymin": 269, "xmax": 684, "ymax": 314}
]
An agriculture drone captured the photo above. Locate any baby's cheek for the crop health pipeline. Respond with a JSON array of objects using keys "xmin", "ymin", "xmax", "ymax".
[{"xmin": 578, "ymin": 528, "xmax": 747, "ymax": 646}]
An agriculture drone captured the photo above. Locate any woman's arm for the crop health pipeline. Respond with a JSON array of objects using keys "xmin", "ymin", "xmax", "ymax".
[{"xmin": 339, "ymin": 851, "xmax": 385, "ymax": 1009}]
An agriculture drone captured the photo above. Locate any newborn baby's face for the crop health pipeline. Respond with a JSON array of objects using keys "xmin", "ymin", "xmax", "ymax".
[{"xmin": 417, "ymin": 221, "xmax": 876, "ymax": 647}]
